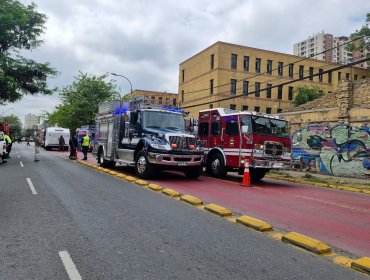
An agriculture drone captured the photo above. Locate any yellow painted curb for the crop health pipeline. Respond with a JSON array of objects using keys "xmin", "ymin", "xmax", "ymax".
[
  {"xmin": 362, "ymin": 190, "xmax": 370, "ymax": 195},
  {"xmin": 109, "ymin": 171, "xmax": 118, "ymax": 175},
  {"xmin": 180, "ymin": 195, "xmax": 203, "ymax": 206},
  {"xmin": 236, "ymin": 215, "xmax": 273, "ymax": 232},
  {"xmin": 96, "ymin": 167, "xmax": 104, "ymax": 171},
  {"xmin": 313, "ymin": 182, "xmax": 328, "ymax": 187},
  {"xmin": 329, "ymin": 184, "xmax": 340, "ymax": 189},
  {"xmin": 116, "ymin": 173, "xmax": 126, "ymax": 179},
  {"xmin": 148, "ymin": 184, "xmax": 163, "ymax": 191},
  {"xmin": 102, "ymin": 168, "xmax": 110, "ymax": 173},
  {"xmin": 204, "ymin": 203, "xmax": 232, "ymax": 217},
  {"xmin": 333, "ymin": 256, "xmax": 352, "ymax": 267},
  {"xmin": 282, "ymin": 232, "xmax": 331, "ymax": 254},
  {"xmin": 135, "ymin": 179, "xmax": 149, "ymax": 186},
  {"xmin": 125, "ymin": 176, "xmax": 138, "ymax": 182},
  {"xmin": 351, "ymin": 257, "xmax": 370, "ymax": 274},
  {"xmin": 162, "ymin": 188, "xmax": 180, "ymax": 197}
]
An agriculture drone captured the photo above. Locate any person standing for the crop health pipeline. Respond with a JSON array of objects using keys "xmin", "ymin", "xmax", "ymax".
[
  {"xmin": 34, "ymin": 131, "xmax": 43, "ymax": 162},
  {"xmin": 58, "ymin": 135, "xmax": 65, "ymax": 152},
  {"xmin": 69, "ymin": 133, "xmax": 78, "ymax": 160},
  {"xmin": 81, "ymin": 133, "xmax": 90, "ymax": 160}
]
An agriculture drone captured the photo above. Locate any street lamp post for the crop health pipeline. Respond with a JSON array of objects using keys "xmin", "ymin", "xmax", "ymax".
[
  {"xmin": 111, "ymin": 73, "xmax": 133, "ymax": 96},
  {"xmin": 0, "ymin": 107, "xmax": 14, "ymax": 120}
]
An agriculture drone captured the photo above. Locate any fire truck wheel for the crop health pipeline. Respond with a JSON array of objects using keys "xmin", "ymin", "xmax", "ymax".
[
  {"xmin": 98, "ymin": 149, "xmax": 107, "ymax": 167},
  {"xmin": 184, "ymin": 166, "xmax": 203, "ymax": 179},
  {"xmin": 135, "ymin": 150, "xmax": 154, "ymax": 179},
  {"xmin": 208, "ymin": 153, "xmax": 227, "ymax": 179},
  {"xmin": 250, "ymin": 168, "xmax": 267, "ymax": 182}
]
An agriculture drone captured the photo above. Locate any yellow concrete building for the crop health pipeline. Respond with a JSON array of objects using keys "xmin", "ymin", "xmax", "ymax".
[
  {"xmin": 125, "ymin": 89, "xmax": 178, "ymax": 107},
  {"xmin": 178, "ymin": 41, "xmax": 370, "ymax": 118}
]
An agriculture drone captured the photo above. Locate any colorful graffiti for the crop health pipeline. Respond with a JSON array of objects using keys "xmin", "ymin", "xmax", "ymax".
[{"xmin": 292, "ymin": 124, "xmax": 370, "ymax": 177}]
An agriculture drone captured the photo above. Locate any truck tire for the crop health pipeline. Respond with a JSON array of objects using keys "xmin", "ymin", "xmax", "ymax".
[
  {"xmin": 135, "ymin": 150, "xmax": 154, "ymax": 179},
  {"xmin": 184, "ymin": 165, "xmax": 203, "ymax": 179},
  {"xmin": 250, "ymin": 168, "xmax": 268, "ymax": 182},
  {"xmin": 207, "ymin": 153, "xmax": 227, "ymax": 179},
  {"xmin": 98, "ymin": 148, "xmax": 108, "ymax": 168}
]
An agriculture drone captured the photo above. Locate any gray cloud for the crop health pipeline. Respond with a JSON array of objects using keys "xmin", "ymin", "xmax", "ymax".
[{"xmin": 5, "ymin": 0, "xmax": 369, "ymax": 125}]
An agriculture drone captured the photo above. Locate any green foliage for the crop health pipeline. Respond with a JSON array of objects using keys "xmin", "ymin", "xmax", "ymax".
[
  {"xmin": 293, "ymin": 85, "xmax": 324, "ymax": 107},
  {"xmin": 47, "ymin": 72, "xmax": 119, "ymax": 132},
  {"xmin": 2, "ymin": 114, "xmax": 22, "ymax": 136},
  {"xmin": 0, "ymin": 0, "xmax": 57, "ymax": 104},
  {"xmin": 346, "ymin": 13, "xmax": 370, "ymax": 53}
]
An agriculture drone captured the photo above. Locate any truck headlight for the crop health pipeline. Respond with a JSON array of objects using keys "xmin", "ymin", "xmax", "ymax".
[{"xmin": 150, "ymin": 143, "xmax": 171, "ymax": 151}]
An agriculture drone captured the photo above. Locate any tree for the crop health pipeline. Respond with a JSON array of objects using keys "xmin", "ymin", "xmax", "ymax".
[
  {"xmin": 2, "ymin": 114, "xmax": 22, "ymax": 136},
  {"xmin": 47, "ymin": 72, "xmax": 119, "ymax": 132},
  {"xmin": 0, "ymin": 0, "xmax": 57, "ymax": 105},
  {"xmin": 293, "ymin": 85, "xmax": 324, "ymax": 107},
  {"xmin": 346, "ymin": 13, "xmax": 370, "ymax": 53}
]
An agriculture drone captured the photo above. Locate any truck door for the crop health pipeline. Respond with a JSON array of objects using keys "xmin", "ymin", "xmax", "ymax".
[
  {"xmin": 223, "ymin": 115, "xmax": 240, "ymax": 167},
  {"xmin": 210, "ymin": 111, "xmax": 221, "ymax": 148}
]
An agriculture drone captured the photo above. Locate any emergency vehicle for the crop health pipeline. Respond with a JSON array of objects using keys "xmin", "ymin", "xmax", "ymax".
[
  {"xmin": 198, "ymin": 108, "xmax": 292, "ymax": 181},
  {"xmin": 44, "ymin": 127, "xmax": 70, "ymax": 151},
  {"xmin": 0, "ymin": 122, "xmax": 10, "ymax": 159},
  {"xmin": 93, "ymin": 97, "xmax": 204, "ymax": 179}
]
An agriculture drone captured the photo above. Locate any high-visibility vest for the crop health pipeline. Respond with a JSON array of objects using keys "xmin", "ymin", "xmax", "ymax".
[
  {"xmin": 4, "ymin": 134, "xmax": 11, "ymax": 144},
  {"xmin": 82, "ymin": 135, "xmax": 90, "ymax": 147}
]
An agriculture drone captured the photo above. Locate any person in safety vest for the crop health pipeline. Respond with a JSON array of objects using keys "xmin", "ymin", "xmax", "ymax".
[
  {"xmin": 80, "ymin": 133, "xmax": 90, "ymax": 160},
  {"xmin": 2, "ymin": 133, "xmax": 12, "ymax": 163}
]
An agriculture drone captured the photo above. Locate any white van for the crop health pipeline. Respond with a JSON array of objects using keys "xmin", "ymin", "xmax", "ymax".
[{"xmin": 44, "ymin": 127, "xmax": 70, "ymax": 151}]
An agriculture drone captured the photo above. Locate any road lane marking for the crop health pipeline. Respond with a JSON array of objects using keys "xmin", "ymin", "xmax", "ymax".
[
  {"xmin": 18, "ymin": 155, "xmax": 20, "ymax": 158},
  {"xmin": 26, "ymin": 178, "xmax": 37, "ymax": 195},
  {"xmin": 20, "ymin": 161, "xmax": 24, "ymax": 167},
  {"xmin": 58, "ymin": 251, "xmax": 82, "ymax": 280}
]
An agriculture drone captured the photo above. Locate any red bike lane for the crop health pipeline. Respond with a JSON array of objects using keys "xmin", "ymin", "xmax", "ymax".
[{"xmin": 59, "ymin": 151, "xmax": 370, "ymax": 258}]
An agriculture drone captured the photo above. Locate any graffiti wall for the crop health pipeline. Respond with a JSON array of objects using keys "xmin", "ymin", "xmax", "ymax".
[{"xmin": 292, "ymin": 124, "xmax": 370, "ymax": 177}]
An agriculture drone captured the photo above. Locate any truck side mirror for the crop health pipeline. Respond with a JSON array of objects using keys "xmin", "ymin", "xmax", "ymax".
[{"xmin": 241, "ymin": 125, "xmax": 249, "ymax": 134}]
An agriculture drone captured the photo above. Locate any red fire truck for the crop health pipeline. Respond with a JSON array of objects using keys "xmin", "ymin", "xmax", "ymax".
[{"xmin": 198, "ymin": 108, "xmax": 292, "ymax": 181}]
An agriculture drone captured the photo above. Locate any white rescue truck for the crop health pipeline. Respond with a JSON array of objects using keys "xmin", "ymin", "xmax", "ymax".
[
  {"xmin": 93, "ymin": 98, "xmax": 204, "ymax": 179},
  {"xmin": 44, "ymin": 127, "xmax": 70, "ymax": 151}
]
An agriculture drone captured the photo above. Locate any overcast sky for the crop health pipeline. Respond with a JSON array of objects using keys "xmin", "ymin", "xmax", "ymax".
[{"xmin": 2, "ymin": 0, "xmax": 369, "ymax": 125}]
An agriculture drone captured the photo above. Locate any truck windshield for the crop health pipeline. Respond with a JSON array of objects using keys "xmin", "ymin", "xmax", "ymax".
[
  {"xmin": 142, "ymin": 111, "xmax": 185, "ymax": 131},
  {"xmin": 241, "ymin": 115, "xmax": 289, "ymax": 138}
]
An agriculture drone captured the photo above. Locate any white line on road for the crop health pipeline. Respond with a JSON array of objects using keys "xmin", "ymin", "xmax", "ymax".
[
  {"xmin": 26, "ymin": 178, "xmax": 37, "ymax": 195},
  {"xmin": 59, "ymin": 251, "xmax": 82, "ymax": 280},
  {"xmin": 17, "ymin": 155, "xmax": 20, "ymax": 158},
  {"xmin": 20, "ymin": 161, "xmax": 24, "ymax": 167}
]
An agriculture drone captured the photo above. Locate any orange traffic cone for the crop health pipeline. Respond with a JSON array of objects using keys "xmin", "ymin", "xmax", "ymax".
[{"xmin": 241, "ymin": 158, "xmax": 251, "ymax": 187}]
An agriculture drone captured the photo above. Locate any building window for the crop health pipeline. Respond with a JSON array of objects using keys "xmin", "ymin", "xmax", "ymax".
[
  {"xmin": 210, "ymin": 79, "xmax": 214, "ymax": 95},
  {"xmin": 256, "ymin": 58, "xmax": 261, "ymax": 73},
  {"xmin": 328, "ymin": 71, "xmax": 332, "ymax": 84},
  {"xmin": 299, "ymin": 65, "xmax": 304, "ymax": 79},
  {"xmin": 278, "ymin": 62, "xmax": 283, "ymax": 76},
  {"xmin": 231, "ymin": 79, "xmax": 237, "ymax": 95},
  {"xmin": 289, "ymin": 63, "xmax": 294, "ymax": 78},
  {"xmin": 243, "ymin": 80, "xmax": 249, "ymax": 95},
  {"xmin": 254, "ymin": 106, "xmax": 260, "ymax": 112},
  {"xmin": 277, "ymin": 109, "xmax": 283, "ymax": 113},
  {"xmin": 354, "ymin": 74, "xmax": 358, "ymax": 80},
  {"xmin": 182, "ymin": 69, "xmax": 185, "ymax": 83},
  {"xmin": 266, "ymin": 107, "xmax": 272, "ymax": 114},
  {"xmin": 346, "ymin": 73, "xmax": 350, "ymax": 80},
  {"xmin": 209, "ymin": 104, "xmax": 213, "ymax": 109},
  {"xmin": 266, "ymin": 83, "xmax": 272, "ymax": 98},
  {"xmin": 319, "ymin": 68, "xmax": 323, "ymax": 82},
  {"xmin": 278, "ymin": 85, "xmax": 283, "ymax": 100},
  {"xmin": 151, "ymin": 96, "xmax": 155, "ymax": 101},
  {"xmin": 255, "ymin": 82, "xmax": 260, "ymax": 97},
  {"xmin": 288, "ymin": 86, "xmax": 293, "ymax": 100},
  {"xmin": 231, "ymin": 54, "xmax": 237, "ymax": 69},
  {"xmin": 309, "ymin": 67, "xmax": 314, "ymax": 81},
  {"xmin": 173, "ymin": 98, "xmax": 176, "ymax": 106},
  {"xmin": 242, "ymin": 105, "xmax": 248, "ymax": 111},
  {"xmin": 243, "ymin": 56, "xmax": 249, "ymax": 71},
  {"xmin": 267, "ymin": 60, "xmax": 272, "ymax": 74},
  {"xmin": 338, "ymin": 71, "xmax": 342, "ymax": 81},
  {"xmin": 158, "ymin": 97, "xmax": 162, "ymax": 104},
  {"xmin": 210, "ymin": 54, "xmax": 214, "ymax": 69},
  {"xmin": 230, "ymin": 104, "xmax": 236, "ymax": 110},
  {"xmin": 181, "ymin": 90, "xmax": 184, "ymax": 102}
]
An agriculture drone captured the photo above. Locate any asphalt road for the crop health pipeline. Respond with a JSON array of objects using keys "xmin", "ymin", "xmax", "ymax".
[{"xmin": 0, "ymin": 143, "xmax": 368, "ymax": 280}]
